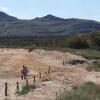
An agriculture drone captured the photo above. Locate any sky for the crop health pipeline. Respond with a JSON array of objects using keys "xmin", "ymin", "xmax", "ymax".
[{"xmin": 0, "ymin": 0, "xmax": 100, "ymax": 21}]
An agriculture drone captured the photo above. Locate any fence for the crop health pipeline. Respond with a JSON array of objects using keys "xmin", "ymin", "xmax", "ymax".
[{"xmin": 4, "ymin": 66, "xmax": 52, "ymax": 97}]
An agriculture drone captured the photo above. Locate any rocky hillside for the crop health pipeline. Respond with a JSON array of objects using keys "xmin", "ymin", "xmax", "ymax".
[
  {"xmin": 0, "ymin": 12, "xmax": 100, "ymax": 36},
  {"xmin": 0, "ymin": 11, "xmax": 18, "ymax": 21}
]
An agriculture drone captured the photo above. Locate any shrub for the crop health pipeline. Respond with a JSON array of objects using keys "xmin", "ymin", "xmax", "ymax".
[{"xmin": 17, "ymin": 84, "xmax": 36, "ymax": 95}]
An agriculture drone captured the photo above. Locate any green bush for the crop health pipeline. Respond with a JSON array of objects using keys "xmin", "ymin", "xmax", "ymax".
[{"xmin": 17, "ymin": 84, "xmax": 36, "ymax": 95}]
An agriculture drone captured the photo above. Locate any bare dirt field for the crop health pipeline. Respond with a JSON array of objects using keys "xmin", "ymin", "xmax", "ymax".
[{"xmin": 0, "ymin": 48, "xmax": 99, "ymax": 100}]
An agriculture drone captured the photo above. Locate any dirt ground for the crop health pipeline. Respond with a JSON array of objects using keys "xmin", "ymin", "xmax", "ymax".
[{"xmin": 0, "ymin": 48, "xmax": 99, "ymax": 100}]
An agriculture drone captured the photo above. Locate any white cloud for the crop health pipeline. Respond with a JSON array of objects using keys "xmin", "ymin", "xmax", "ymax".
[{"xmin": 0, "ymin": 7, "xmax": 8, "ymax": 12}]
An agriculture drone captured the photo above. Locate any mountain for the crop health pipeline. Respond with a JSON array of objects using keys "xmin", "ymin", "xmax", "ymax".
[
  {"xmin": 0, "ymin": 11, "xmax": 18, "ymax": 21},
  {"xmin": 0, "ymin": 12, "xmax": 100, "ymax": 36},
  {"xmin": 34, "ymin": 14, "xmax": 65, "ymax": 22}
]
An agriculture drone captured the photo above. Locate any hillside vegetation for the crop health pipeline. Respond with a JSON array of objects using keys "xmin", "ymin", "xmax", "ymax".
[
  {"xmin": 0, "ymin": 31, "xmax": 99, "ymax": 60},
  {"xmin": 0, "ymin": 11, "xmax": 99, "ymax": 60},
  {"xmin": 0, "ymin": 12, "xmax": 100, "ymax": 36},
  {"xmin": 0, "ymin": 31, "xmax": 99, "ymax": 48}
]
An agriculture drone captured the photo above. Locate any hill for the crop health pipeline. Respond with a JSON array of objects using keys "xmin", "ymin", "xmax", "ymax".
[
  {"xmin": 0, "ymin": 12, "xmax": 100, "ymax": 36},
  {"xmin": 0, "ymin": 11, "xmax": 18, "ymax": 21}
]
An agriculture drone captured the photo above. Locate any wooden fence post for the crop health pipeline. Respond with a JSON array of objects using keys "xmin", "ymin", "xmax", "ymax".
[
  {"xmin": 39, "ymin": 73, "xmax": 41, "ymax": 79},
  {"xmin": 5, "ymin": 82, "xmax": 8, "ymax": 96},
  {"xmin": 26, "ymin": 79, "xmax": 29, "ymax": 87},
  {"xmin": 63, "ymin": 60, "xmax": 65, "ymax": 65},
  {"xmin": 45, "ymin": 72, "xmax": 47, "ymax": 75},
  {"xmin": 16, "ymin": 82, "xmax": 19, "ymax": 92},
  {"xmin": 56, "ymin": 92, "xmax": 58, "ymax": 100},
  {"xmin": 33, "ymin": 76, "xmax": 36, "ymax": 83},
  {"xmin": 48, "ymin": 66, "xmax": 51, "ymax": 74}
]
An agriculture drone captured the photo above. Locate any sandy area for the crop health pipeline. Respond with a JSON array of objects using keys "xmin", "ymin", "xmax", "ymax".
[{"xmin": 0, "ymin": 48, "xmax": 99, "ymax": 100}]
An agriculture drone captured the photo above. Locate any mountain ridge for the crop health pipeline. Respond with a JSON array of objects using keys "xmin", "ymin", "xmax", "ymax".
[
  {"xmin": 0, "ymin": 11, "xmax": 18, "ymax": 21},
  {"xmin": 0, "ymin": 11, "xmax": 100, "ymax": 36}
]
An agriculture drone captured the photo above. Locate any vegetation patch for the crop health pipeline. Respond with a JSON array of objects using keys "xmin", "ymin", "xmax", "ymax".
[
  {"xmin": 87, "ymin": 61, "xmax": 100, "ymax": 71},
  {"xmin": 44, "ymin": 47, "xmax": 100, "ymax": 60},
  {"xmin": 17, "ymin": 84, "xmax": 36, "ymax": 95},
  {"xmin": 57, "ymin": 82, "xmax": 100, "ymax": 100},
  {"xmin": 65, "ymin": 48, "xmax": 100, "ymax": 60},
  {"xmin": 0, "ymin": 31, "xmax": 99, "ymax": 60}
]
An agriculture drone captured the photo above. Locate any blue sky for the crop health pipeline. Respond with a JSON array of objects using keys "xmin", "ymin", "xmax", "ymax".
[{"xmin": 0, "ymin": 0, "xmax": 100, "ymax": 21}]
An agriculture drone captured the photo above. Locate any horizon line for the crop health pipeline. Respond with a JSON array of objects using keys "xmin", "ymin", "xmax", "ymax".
[{"xmin": 0, "ymin": 11, "xmax": 100, "ymax": 22}]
